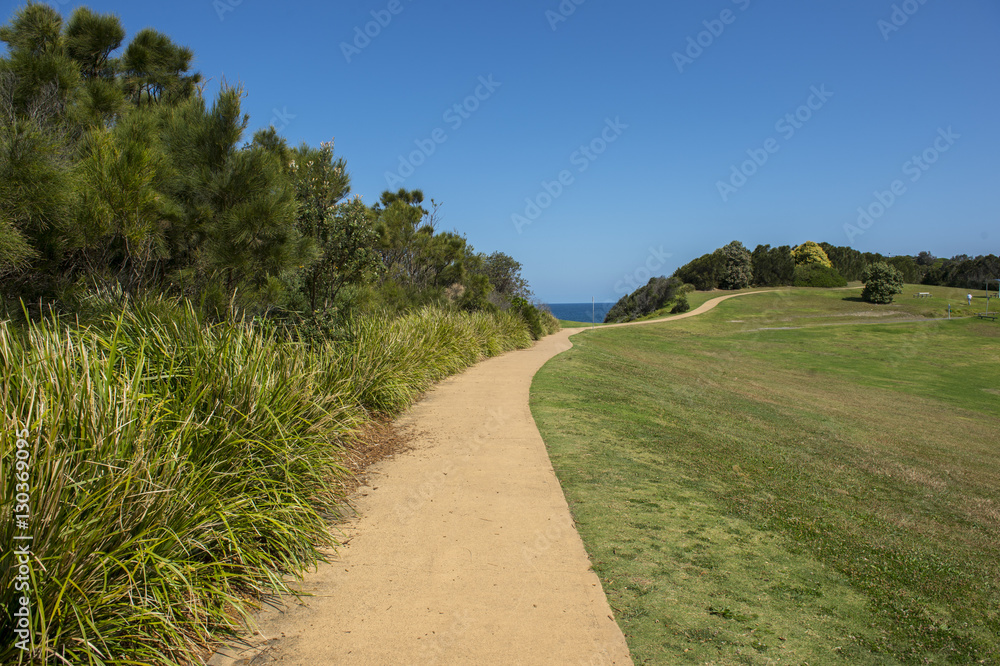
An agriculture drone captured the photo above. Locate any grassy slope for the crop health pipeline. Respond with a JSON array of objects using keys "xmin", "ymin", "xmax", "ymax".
[
  {"xmin": 558, "ymin": 283, "xmax": 997, "ymax": 327},
  {"xmin": 532, "ymin": 287, "xmax": 1000, "ymax": 665}
]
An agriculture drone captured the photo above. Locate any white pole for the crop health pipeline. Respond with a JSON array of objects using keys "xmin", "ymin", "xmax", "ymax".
[{"xmin": 592, "ymin": 297, "xmax": 595, "ymax": 329}]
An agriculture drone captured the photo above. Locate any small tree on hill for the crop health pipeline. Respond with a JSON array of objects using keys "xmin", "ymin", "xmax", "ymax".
[
  {"xmin": 719, "ymin": 240, "xmax": 753, "ymax": 290},
  {"xmin": 861, "ymin": 261, "xmax": 904, "ymax": 304},
  {"xmin": 793, "ymin": 241, "xmax": 833, "ymax": 268}
]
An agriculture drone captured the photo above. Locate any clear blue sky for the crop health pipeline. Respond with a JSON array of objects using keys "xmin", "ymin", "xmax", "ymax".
[{"xmin": 5, "ymin": 0, "xmax": 999, "ymax": 302}]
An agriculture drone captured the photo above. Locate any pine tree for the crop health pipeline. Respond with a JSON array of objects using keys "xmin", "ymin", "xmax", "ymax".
[
  {"xmin": 0, "ymin": 3, "xmax": 80, "ymax": 115},
  {"xmin": 120, "ymin": 28, "xmax": 199, "ymax": 106},
  {"xmin": 73, "ymin": 109, "xmax": 177, "ymax": 292},
  {"xmin": 156, "ymin": 86, "xmax": 301, "ymax": 312}
]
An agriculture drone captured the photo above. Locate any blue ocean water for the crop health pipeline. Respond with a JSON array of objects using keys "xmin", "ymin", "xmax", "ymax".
[{"xmin": 547, "ymin": 302, "xmax": 616, "ymax": 323}]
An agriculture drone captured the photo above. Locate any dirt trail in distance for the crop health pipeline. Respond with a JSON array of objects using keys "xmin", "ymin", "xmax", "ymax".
[{"xmin": 209, "ymin": 291, "xmax": 768, "ymax": 665}]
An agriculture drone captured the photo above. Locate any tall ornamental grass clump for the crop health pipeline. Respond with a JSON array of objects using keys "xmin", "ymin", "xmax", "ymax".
[
  {"xmin": 320, "ymin": 306, "xmax": 533, "ymax": 414},
  {"xmin": 1, "ymin": 297, "xmax": 538, "ymax": 664}
]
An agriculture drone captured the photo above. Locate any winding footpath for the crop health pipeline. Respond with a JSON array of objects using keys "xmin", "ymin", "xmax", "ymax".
[{"xmin": 209, "ymin": 292, "xmax": 766, "ymax": 665}]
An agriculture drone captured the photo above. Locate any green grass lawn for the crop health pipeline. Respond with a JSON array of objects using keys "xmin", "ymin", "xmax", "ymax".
[
  {"xmin": 531, "ymin": 288, "xmax": 1000, "ymax": 664},
  {"xmin": 557, "ymin": 282, "xmax": 997, "ymax": 327}
]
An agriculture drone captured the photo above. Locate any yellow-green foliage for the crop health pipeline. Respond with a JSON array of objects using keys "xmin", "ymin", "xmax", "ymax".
[
  {"xmin": 792, "ymin": 241, "xmax": 833, "ymax": 268},
  {"xmin": 0, "ymin": 296, "xmax": 537, "ymax": 665}
]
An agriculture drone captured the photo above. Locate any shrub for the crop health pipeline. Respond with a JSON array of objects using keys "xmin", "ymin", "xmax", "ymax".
[
  {"xmin": 507, "ymin": 298, "xmax": 559, "ymax": 340},
  {"xmin": 752, "ymin": 244, "xmax": 796, "ymax": 286},
  {"xmin": 671, "ymin": 295, "xmax": 691, "ymax": 313},
  {"xmin": 605, "ymin": 276, "xmax": 683, "ymax": 323},
  {"xmin": 673, "ymin": 252, "xmax": 726, "ymax": 291},
  {"xmin": 861, "ymin": 261, "xmax": 904, "ymax": 304},
  {"xmin": 793, "ymin": 263, "xmax": 848, "ymax": 288},
  {"xmin": 509, "ymin": 297, "xmax": 544, "ymax": 339},
  {"xmin": 537, "ymin": 307, "xmax": 561, "ymax": 336}
]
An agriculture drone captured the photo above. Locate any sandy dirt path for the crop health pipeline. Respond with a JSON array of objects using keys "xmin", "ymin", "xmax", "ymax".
[{"xmin": 209, "ymin": 292, "xmax": 765, "ymax": 666}]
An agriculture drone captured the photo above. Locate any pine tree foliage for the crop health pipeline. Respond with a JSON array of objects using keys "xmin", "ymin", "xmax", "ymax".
[{"xmin": 0, "ymin": 4, "xmax": 533, "ymax": 320}]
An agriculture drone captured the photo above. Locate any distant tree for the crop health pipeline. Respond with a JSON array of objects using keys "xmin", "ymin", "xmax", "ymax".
[
  {"xmin": 792, "ymin": 241, "xmax": 833, "ymax": 268},
  {"xmin": 915, "ymin": 251, "xmax": 935, "ymax": 267},
  {"xmin": 372, "ymin": 189, "xmax": 475, "ymax": 297},
  {"xmin": 673, "ymin": 250, "xmax": 726, "ymax": 291},
  {"xmin": 604, "ymin": 276, "xmax": 683, "ymax": 323},
  {"xmin": 920, "ymin": 253, "xmax": 1000, "ymax": 290},
  {"xmin": 751, "ymin": 244, "xmax": 795, "ymax": 286},
  {"xmin": 373, "ymin": 188, "xmax": 430, "ymax": 282},
  {"xmin": 476, "ymin": 251, "xmax": 531, "ymax": 302},
  {"xmin": 719, "ymin": 240, "xmax": 752, "ymax": 289},
  {"xmin": 861, "ymin": 262, "xmax": 904, "ymax": 304},
  {"xmin": 887, "ymin": 255, "xmax": 922, "ymax": 284},
  {"xmin": 819, "ymin": 243, "xmax": 871, "ymax": 281}
]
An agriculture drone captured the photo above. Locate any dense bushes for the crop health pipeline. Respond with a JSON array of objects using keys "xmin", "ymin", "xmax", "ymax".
[
  {"xmin": 670, "ymin": 294, "xmax": 691, "ymax": 314},
  {"xmin": 604, "ymin": 276, "xmax": 685, "ymax": 323},
  {"xmin": 670, "ymin": 240, "xmax": 982, "ymax": 293},
  {"xmin": 922, "ymin": 254, "xmax": 1000, "ymax": 290},
  {"xmin": 673, "ymin": 251, "xmax": 726, "ymax": 291},
  {"xmin": 0, "ymin": 296, "xmax": 537, "ymax": 664},
  {"xmin": 751, "ymin": 244, "xmax": 795, "ymax": 287},
  {"xmin": 0, "ymin": 6, "xmax": 556, "ymax": 662},
  {"xmin": 509, "ymin": 297, "xmax": 560, "ymax": 340},
  {"xmin": 0, "ymin": 5, "xmax": 533, "ymax": 324},
  {"xmin": 793, "ymin": 263, "xmax": 847, "ymax": 287}
]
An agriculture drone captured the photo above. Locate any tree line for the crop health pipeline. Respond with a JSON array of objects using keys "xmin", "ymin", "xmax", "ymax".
[
  {"xmin": 607, "ymin": 241, "xmax": 998, "ymax": 323},
  {"xmin": 672, "ymin": 241, "xmax": 998, "ymax": 292},
  {"xmin": 0, "ymin": 3, "xmax": 540, "ymax": 330}
]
